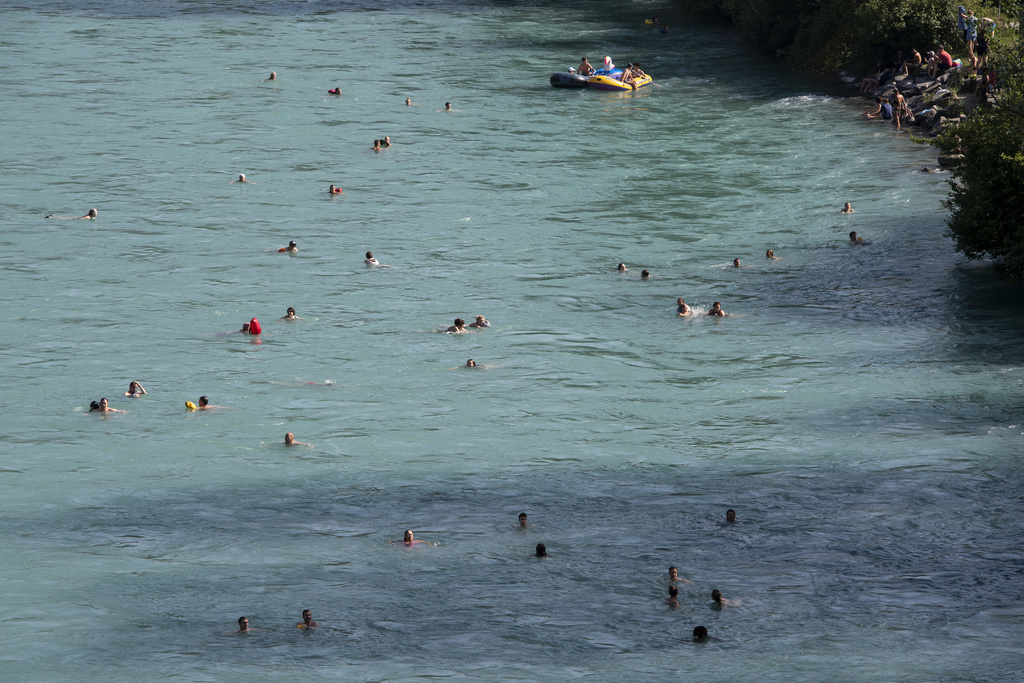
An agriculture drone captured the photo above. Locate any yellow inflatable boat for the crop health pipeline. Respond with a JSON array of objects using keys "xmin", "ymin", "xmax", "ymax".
[{"xmin": 587, "ymin": 73, "xmax": 653, "ymax": 92}]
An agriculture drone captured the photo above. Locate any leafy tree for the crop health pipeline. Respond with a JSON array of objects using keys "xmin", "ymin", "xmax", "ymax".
[{"xmin": 934, "ymin": 26, "xmax": 1024, "ymax": 280}]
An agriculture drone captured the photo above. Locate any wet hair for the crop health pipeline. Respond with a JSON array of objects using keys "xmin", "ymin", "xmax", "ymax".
[
  {"xmin": 850, "ymin": 231, "xmax": 858, "ymax": 241},
  {"xmin": 535, "ymin": 543, "xmax": 547, "ymax": 557},
  {"xmin": 90, "ymin": 401, "xmax": 101, "ymax": 411},
  {"xmin": 711, "ymin": 589, "xmax": 722, "ymax": 603},
  {"xmin": 287, "ymin": 307, "xmax": 295, "ymax": 315},
  {"xmin": 366, "ymin": 251, "xmax": 373, "ymax": 259},
  {"xmin": 712, "ymin": 302, "xmax": 721, "ymax": 308},
  {"xmin": 641, "ymin": 269, "xmax": 650, "ymax": 278},
  {"xmin": 238, "ymin": 616, "xmax": 247, "ymax": 625},
  {"xmin": 302, "ymin": 609, "xmax": 311, "ymax": 617},
  {"xmin": 766, "ymin": 249, "xmax": 774, "ymax": 258},
  {"xmin": 519, "ymin": 512, "xmax": 527, "ymax": 519},
  {"xmin": 100, "ymin": 397, "xmax": 108, "ymax": 404},
  {"xmin": 669, "ymin": 565, "xmax": 677, "ymax": 574},
  {"xmin": 454, "ymin": 318, "xmax": 465, "ymax": 326},
  {"xmin": 668, "ymin": 585, "xmax": 678, "ymax": 597},
  {"xmin": 198, "ymin": 396, "xmax": 209, "ymax": 406},
  {"xmin": 693, "ymin": 626, "xmax": 708, "ymax": 641},
  {"xmin": 726, "ymin": 509, "xmax": 736, "ymax": 520}
]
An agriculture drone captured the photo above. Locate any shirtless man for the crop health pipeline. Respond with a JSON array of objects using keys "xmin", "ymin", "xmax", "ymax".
[
  {"xmin": 465, "ymin": 359, "xmax": 479, "ymax": 368},
  {"xmin": 617, "ymin": 263, "xmax": 628, "ymax": 272},
  {"xmin": 239, "ymin": 322, "xmax": 251, "ymax": 333},
  {"xmin": 296, "ymin": 609, "xmax": 318, "ymax": 628},
  {"xmin": 124, "ymin": 381, "xmax": 146, "ymax": 397},
  {"xmin": 281, "ymin": 241, "xmax": 298, "ymax": 253},
  {"xmin": 577, "ymin": 57, "xmax": 595, "ymax": 76},
  {"xmin": 47, "ymin": 208, "xmax": 98, "ymax": 219},
  {"xmin": 669, "ymin": 565, "xmax": 694, "ymax": 584},
  {"xmin": 842, "ymin": 202, "xmax": 854, "ymax": 214},
  {"xmin": 711, "ymin": 589, "xmax": 733, "ymax": 607},
  {"xmin": 676, "ymin": 298, "xmax": 691, "ymax": 317},
  {"xmin": 233, "ymin": 174, "xmax": 253, "ymax": 184},
  {"xmin": 726, "ymin": 509, "xmax": 736, "ymax": 523},
  {"xmin": 444, "ymin": 102, "xmax": 452, "ymax": 111},
  {"xmin": 468, "ymin": 315, "xmax": 490, "ymax": 328},
  {"xmin": 708, "ymin": 302, "xmax": 726, "ymax": 317},
  {"xmin": 284, "ymin": 432, "xmax": 312, "ymax": 447},
  {"xmin": 447, "ymin": 318, "xmax": 468, "ymax": 333},
  {"xmin": 238, "ymin": 616, "xmax": 249, "ymax": 632},
  {"xmin": 519, "ymin": 512, "xmax": 528, "ymax": 527},
  {"xmin": 373, "ymin": 140, "xmax": 382, "ymax": 151},
  {"xmin": 197, "ymin": 396, "xmax": 226, "ymax": 409},
  {"xmin": 382, "ymin": 136, "xmax": 391, "ymax": 147},
  {"xmin": 765, "ymin": 249, "xmax": 778, "ymax": 260},
  {"xmin": 264, "ymin": 72, "xmax": 277, "ymax": 81},
  {"xmin": 279, "ymin": 307, "xmax": 300, "ymax": 320},
  {"xmin": 397, "ymin": 530, "xmax": 431, "ymax": 547},
  {"xmin": 97, "ymin": 398, "xmax": 126, "ymax": 413},
  {"xmin": 733, "ymin": 259, "xmax": 741, "ymax": 268},
  {"xmin": 667, "ymin": 585, "xmax": 680, "ymax": 609},
  {"xmin": 850, "ymin": 231, "xmax": 865, "ymax": 243},
  {"xmin": 641, "ymin": 269, "xmax": 651, "ymax": 279},
  {"xmin": 364, "ymin": 251, "xmax": 379, "ymax": 265}
]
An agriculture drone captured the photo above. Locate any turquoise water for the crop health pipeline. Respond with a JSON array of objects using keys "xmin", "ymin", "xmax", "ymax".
[{"xmin": 2, "ymin": 1, "xmax": 1023, "ymax": 680}]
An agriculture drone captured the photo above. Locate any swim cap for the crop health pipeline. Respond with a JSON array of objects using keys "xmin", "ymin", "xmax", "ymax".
[{"xmin": 185, "ymin": 401, "xmax": 197, "ymax": 410}]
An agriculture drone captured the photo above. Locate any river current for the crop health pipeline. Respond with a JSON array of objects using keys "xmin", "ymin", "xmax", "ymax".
[{"xmin": 1, "ymin": 0, "xmax": 1022, "ymax": 680}]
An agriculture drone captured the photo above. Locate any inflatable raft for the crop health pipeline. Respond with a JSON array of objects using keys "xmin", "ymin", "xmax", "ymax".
[
  {"xmin": 588, "ymin": 73, "xmax": 653, "ymax": 91},
  {"xmin": 550, "ymin": 72, "xmax": 590, "ymax": 88}
]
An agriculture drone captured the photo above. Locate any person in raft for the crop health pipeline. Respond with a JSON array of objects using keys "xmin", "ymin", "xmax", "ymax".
[
  {"xmin": 577, "ymin": 57, "xmax": 595, "ymax": 76},
  {"xmin": 279, "ymin": 241, "xmax": 298, "ymax": 253},
  {"xmin": 124, "ymin": 381, "xmax": 147, "ymax": 398},
  {"xmin": 328, "ymin": 184, "xmax": 343, "ymax": 194},
  {"xmin": 364, "ymin": 251, "xmax": 380, "ymax": 265},
  {"xmin": 447, "ymin": 318, "xmax": 468, "ymax": 333},
  {"xmin": 47, "ymin": 208, "xmax": 98, "ymax": 219}
]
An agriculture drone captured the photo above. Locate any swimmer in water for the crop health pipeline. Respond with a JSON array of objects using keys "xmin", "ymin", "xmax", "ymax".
[
  {"xmin": 519, "ymin": 512, "xmax": 528, "ymax": 527},
  {"xmin": 677, "ymin": 298, "xmax": 691, "ymax": 316},
  {"xmin": 196, "ymin": 395, "xmax": 226, "ymax": 410},
  {"xmin": 279, "ymin": 307, "xmax": 300, "ymax": 321},
  {"xmin": 850, "ymin": 231, "xmax": 865, "ymax": 244},
  {"xmin": 296, "ymin": 609, "xmax": 318, "ymax": 629},
  {"xmin": 535, "ymin": 543, "xmax": 548, "ymax": 558},
  {"xmin": 406, "ymin": 97, "xmax": 411, "ymax": 105},
  {"xmin": 726, "ymin": 509, "xmax": 736, "ymax": 523},
  {"xmin": 667, "ymin": 585, "xmax": 680, "ymax": 609},
  {"xmin": 238, "ymin": 616, "xmax": 249, "ymax": 632},
  {"xmin": 445, "ymin": 102, "xmax": 452, "ymax": 111},
  {"xmin": 466, "ymin": 359, "xmax": 478, "ymax": 368},
  {"xmin": 711, "ymin": 589, "xmax": 733, "ymax": 607},
  {"xmin": 328, "ymin": 87, "xmax": 341, "ymax": 95},
  {"xmin": 395, "ymin": 529, "xmax": 432, "ymax": 547},
  {"xmin": 382, "ymin": 136, "xmax": 391, "ymax": 147},
  {"xmin": 766, "ymin": 249, "xmax": 778, "ymax": 260},
  {"xmin": 328, "ymin": 184, "xmax": 343, "ymax": 195},
  {"xmin": 124, "ymin": 381, "xmax": 147, "ymax": 398},
  {"xmin": 364, "ymin": 251, "xmax": 379, "ymax": 265},
  {"xmin": 373, "ymin": 139, "xmax": 382, "ymax": 151},
  {"xmin": 47, "ymin": 208, "xmax": 98, "ymax": 219},
  {"xmin": 264, "ymin": 72, "xmax": 277, "ymax": 81},
  {"xmin": 239, "ymin": 322, "xmax": 251, "ymax": 333},
  {"xmin": 617, "ymin": 263, "xmax": 628, "ymax": 272},
  {"xmin": 641, "ymin": 269, "xmax": 651, "ymax": 279},
  {"xmin": 97, "ymin": 398, "xmax": 126, "ymax": 413},
  {"xmin": 841, "ymin": 202, "xmax": 854, "ymax": 214},
  {"xmin": 693, "ymin": 626, "xmax": 709, "ymax": 642},
  {"xmin": 280, "ymin": 241, "xmax": 298, "ymax": 253},
  {"xmin": 733, "ymin": 259, "xmax": 741, "ymax": 268},
  {"xmin": 447, "ymin": 318, "xmax": 468, "ymax": 333},
  {"xmin": 708, "ymin": 302, "xmax": 726, "ymax": 317},
  {"xmin": 233, "ymin": 174, "xmax": 253, "ymax": 184},
  {"xmin": 468, "ymin": 315, "xmax": 490, "ymax": 328},
  {"xmin": 669, "ymin": 565, "xmax": 694, "ymax": 584},
  {"xmin": 283, "ymin": 432, "xmax": 312, "ymax": 447}
]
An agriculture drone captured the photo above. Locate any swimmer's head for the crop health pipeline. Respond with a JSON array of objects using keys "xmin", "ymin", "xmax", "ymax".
[
  {"xmin": 711, "ymin": 589, "xmax": 722, "ymax": 603},
  {"xmin": 844, "ymin": 202, "xmax": 852, "ymax": 210},
  {"xmin": 669, "ymin": 566, "xmax": 678, "ymax": 579},
  {"xmin": 301, "ymin": 609, "xmax": 311, "ymax": 623},
  {"xmin": 404, "ymin": 529, "xmax": 414, "ymax": 543},
  {"xmin": 766, "ymin": 249, "xmax": 774, "ymax": 258},
  {"xmin": 466, "ymin": 359, "xmax": 476, "ymax": 367},
  {"xmin": 238, "ymin": 174, "xmax": 246, "ymax": 182},
  {"xmin": 238, "ymin": 616, "xmax": 249, "ymax": 630},
  {"xmin": 285, "ymin": 432, "xmax": 295, "ymax": 445},
  {"xmin": 100, "ymin": 398, "xmax": 109, "ymax": 408},
  {"xmin": 850, "ymin": 231, "xmax": 858, "ymax": 242},
  {"xmin": 677, "ymin": 298, "xmax": 685, "ymax": 305},
  {"xmin": 454, "ymin": 318, "xmax": 465, "ymax": 327},
  {"xmin": 475, "ymin": 315, "xmax": 486, "ymax": 323},
  {"xmin": 366, "ymin": 251, "xmax": 373, "ymax": 259},
  {"xmin": 535, "ymin": 543, "xmax": 547, "ymax": 557},
  {"xmin": 519, "ymin": 512, "xmax": 528, "ymax": 526},
  {"xmin": 617, "ymin": 263, "xmax": 626, "ymax": 271},
  {"xmin": 726, "ymin": 509, "xmax": 736, "ymax": 522},
  {"xmin": 128, "ymin": 381, "xmax": 139, "ymax": 391},
  {"xmin": 287, "ymin": 307, "xmax": 295, "ymax": 315},
  {"xmin": 641, "ymin": 269, "xmax": 650, "ymax": 278},
  {"xmin": 198, "ymin": 396, "xmax": 209, "ymax": 407},
  {"xmin": 406, "ymin": 97, "xmax": 411, "ymax": 105},
  {"xmin": 241, "ymin": 322, "xmax": 250, "ymax": 332},
  {"xmin": 270, "ymin": 72, "xmax": 276, "ymax": 78},
  {"xmin": 693, "ymin": 626, "xmax": 708, "ymax": 642},
  {"xmin": 733, "ymin": 259, "xmax": 741, "ymax": 267},
  {"xmin": 445, "ymin": 102, "xmax": 451, "ymax": 110},
  {"xmin": 288, "ymin": 241, "xmax": 297, "ymax": 248},
  {"xmin": 87, "ymin": 208, "xmax": 98, "ymax": 218}
]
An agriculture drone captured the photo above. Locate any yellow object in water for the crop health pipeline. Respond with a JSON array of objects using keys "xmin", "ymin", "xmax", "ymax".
[
  {"xmin": 185, "ymin": 401, "xmax": 197, "ymax": 410},
  {"xmin": 587, "ymin": 73, "xmax": 653, "ymax": 92}
]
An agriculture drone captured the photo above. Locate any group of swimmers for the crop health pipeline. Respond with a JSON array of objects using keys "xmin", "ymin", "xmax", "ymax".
[{"xmin": 235, "ymin": 510, "xmax": 737, "ymax": 643}]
